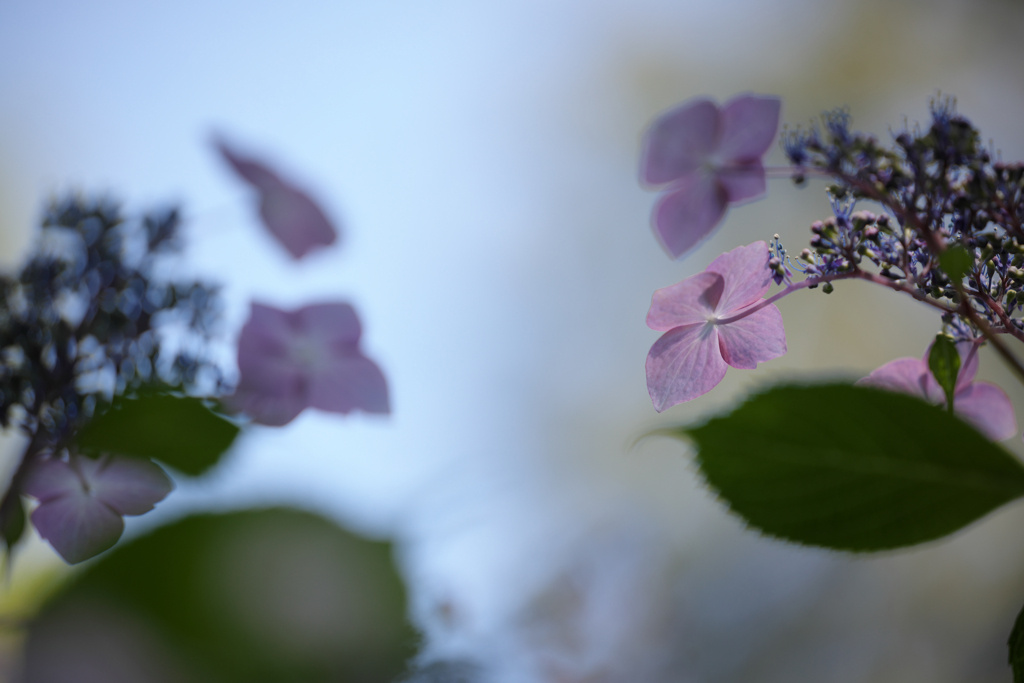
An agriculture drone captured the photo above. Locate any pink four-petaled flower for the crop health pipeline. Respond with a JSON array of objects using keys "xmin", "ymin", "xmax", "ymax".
[
  {"xmin": 24, "ymin": 453, "xmax": 173, "ymax": 564},
  {"xmin": 641, "ymin": 94, "xmax": 781, "ymax": 258},
  {"xmin": 646, "ymin": 241, "xmax": 786, "ymax": 411},
  {"xmin": 229, "ymin": 302, "xmax": 390, "ymax": 426},
  {"xmin": 858, "ymin": 343, "xmax": 1017, "ymax": 441},
  {"xmin": 218, "ymin": 141, "xmax": 338, "ymax": 259}
]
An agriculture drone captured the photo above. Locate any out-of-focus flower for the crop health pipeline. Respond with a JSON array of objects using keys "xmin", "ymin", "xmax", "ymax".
[
  {"xmin": 229, "ymin": 302, "xmax": 389, "ymax": 426},
  {"xmin": 24, "ymin": 453, "xmax": 173, "ymax": 564},
  {"xmin": 640, "ymin": 94, "xmax": 781, "ymax": 258},
  {"xmin": 217, "ymin": 141, "xmax": 338, "ymax": 259},
  {"xmin": 646, "ymin": 241, "xmax": 785, "ymax": 412},
  {"xmin": 858, "ymin": 343, "xmax": 1017, "ymax": 441}
]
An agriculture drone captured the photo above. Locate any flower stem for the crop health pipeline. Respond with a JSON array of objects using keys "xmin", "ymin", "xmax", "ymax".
[{"xmin": 714, "ymin": 272, "xmax": 859, "ymax": 325}]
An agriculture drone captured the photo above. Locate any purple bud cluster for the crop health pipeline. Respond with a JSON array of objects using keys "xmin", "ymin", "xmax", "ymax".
[
  {"xmin": 0, "ymin": 197, "xmax": 223, "ymax": 443},
  {"xmin": 785, "ymin": 97, "xmax": 1024, "ymax": 342}
]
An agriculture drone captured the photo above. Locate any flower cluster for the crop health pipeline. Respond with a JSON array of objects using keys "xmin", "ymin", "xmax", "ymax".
[
  {"xmin": 646, "ymin": 242, "xmax": 785, "ymax": 411},
  {"xmin": 641, "ymin": 94, "xmax": 1024, "ymax": 436},
  {"xmin": 0, "ymin": 196, "xmax": 224, "ymax": 561},
  {"xmin": 640, "ymin": 94, "xmax": 780, "ymax": 258},
  {"xmin": 0, "ymin": 142, "xmax": 389, "ymax": 565}
]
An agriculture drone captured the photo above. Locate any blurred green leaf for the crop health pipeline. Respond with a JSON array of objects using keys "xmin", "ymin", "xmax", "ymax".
[
  {"xmin": 25, "ymin": 508, "xmax": 417, "ymax": 683},
  {"xmin": 0, "ymin": 492, "xmax": 25, "ymax": 552},
  {"xmin": 928, "ymin": 334, "xmax": 960, "ymax": 413},
  {"xmin": 76, "ymin": 393, "xmax": 239, "ymax": 476},
  {"xmin": 677, "ymin": 384, "xmax": 1024, "ymax": 551},
  {"xmin": 939, "ymin": 245, "xmax": 973, "ymax": 281},
  {"xmin": 1010, "ymin": 600, "xmax": 1024, "ymax": 683}
]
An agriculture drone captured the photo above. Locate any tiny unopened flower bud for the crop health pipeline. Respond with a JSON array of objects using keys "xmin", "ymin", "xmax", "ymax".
[
  {"xmin": 799, "ymin": 249, "xmax": 814, "ymax": 262},
  {"xmin": 863, "ymin": 226, "xmax": 879, "ymax": 240},
  {"xmin": 851, "ymin": 211, "xmax": 876, "ymax": 230},
  {"xmin": 811, "ymin": 221, "xmax": 824, "ymax": 235},
  {"xmin": 822, "ymin": 283, "xmax": 835, "ymax": 294},
  {"xmin": 876, "ymin": 213, "xmax": 890, "ymax": 227},
  {"xmin": 1007, "ymin": 290, "xmax": 1018, "ymax": 305}
]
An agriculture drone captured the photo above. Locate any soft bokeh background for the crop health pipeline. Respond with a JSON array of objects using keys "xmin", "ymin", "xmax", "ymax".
[{"xmin": 2, "ymin": 0, "xmax": 1024, "ymax": 681}]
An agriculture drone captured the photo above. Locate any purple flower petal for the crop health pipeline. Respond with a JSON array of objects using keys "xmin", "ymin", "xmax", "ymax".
[
  {"xmin": 295, "ymin": 303, "xmax": 362, "ymax": 346},
  {"xmin": 226, "ymin": 386, "xmax": 307, "ymax": 427},
  {"xmin": 259, "ymin": 184, "xmax": 338, "ymax": 259},
  {"xmin": 716, "ymin": 94, "xmax": 781, "ymax": 163},
  {"xmin": 716, "ymin": 162, "xmax": 767, "ymax": 205},
  {"xmin": 308, "ymin": 355, "xmax": 390, "ymax": 414},
  {"xmin": 22, "ymin": 457, "xmax": 81, "ymax": 503},
  {"xmin": 953, "ymin": 382, "xmax": 1017, "ymax": 441},
  {"xmin": 23, "ymin": 456, "xmax": 168, "ymax": 564},
  {"xmin": 652, "ymin": 175, "xmax": 728, "ymax": 259},
  {"xmin": 640, "ymin": 98, "xmax": 720, "ymax": 186},
  {"xmin": 646, "ymin": 271, "xmax": 723, "ymax": 331},
  {"xmin": 857, "ymin": 357, "xmax": 939, "ymax": 401},
  {"xmin": 217, "ymin": 142, "xmax": 338, "ymax": 259},
  {"xmin": 78, "ymin": 455, "xmax": 174, "ymax": 516},
  {"xmin": 218, "ymin": 142, "xmax": 285, "ymax": 193},
  {"xmin": 705, "ymin": 241, "xmax": 773, "ymax": 312},
  {"xmin": 30, "ymin": 491, "xmax": 123, "ymax": 565},
  {"xmin": 953, "ymin": 341, "xmax": 979, "ymax": 388},
  {"xmin": 646, "ymin": 323, "xmax": 728, "ymax": 412},
  {"xmin": 716, "ymin": 304, "xmax": 786, "ymax": 369}
]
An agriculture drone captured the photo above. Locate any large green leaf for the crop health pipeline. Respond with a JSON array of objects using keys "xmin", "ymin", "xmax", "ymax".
[
  {"xmin": 23, "ymin": 508, "xmax": 417, "ymax": 683},
  {"xmin": 677, "ymin": 384, "xmax": 1024, "ymax": 552},
  {"xmin": 76, "ymin": 393, "xmax": 239, "ymax": 476}
]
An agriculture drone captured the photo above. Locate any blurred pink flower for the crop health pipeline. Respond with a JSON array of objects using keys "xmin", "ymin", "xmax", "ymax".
[
  {"xmin": 646, "ymin": 241, "xmax": 786, "ymax": 411},
  {"xmin": 858, "ymin": 343, "xmax": 1017, "ymax": 441},
  {"xmin": 640, "ymin": 94, "xmax": 781, "ymax": 258},
  {"xmin": 229, "ymin": 302, "xmax": 390, "ymax": 426},
  {"xmin": 217, "ymin": 141, "xmax": 338, "ymax": 259},
  {"xmin": 24, "ymin": 454, "xmax": 173, "ymax": 564}
]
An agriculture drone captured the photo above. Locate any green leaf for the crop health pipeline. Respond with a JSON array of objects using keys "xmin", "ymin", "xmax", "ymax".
[
  {"xmin": 0, "ymin": 492, "xmax": 25, "ymax": 552},
  {"xmin": 928, "ymin": 334, "xmax": 960, "ymax": 413},
  {"xmin": 25, "ymin": 509, "xmax": 417, "ymax": 683},
  {"xmin": 678, "ymin": 384, "xmax": 1024, "ymax": 551},
  {"xmin": 76, "ymin": 393, "xmax": 239, "ymax": 476},
  {"xmin": 1010, "ymin": 600, "xmax": 1024, "ymax": 683},
  {"xmin": 939, "ymin": 245, "xmax": 973, "ymax": 281}
]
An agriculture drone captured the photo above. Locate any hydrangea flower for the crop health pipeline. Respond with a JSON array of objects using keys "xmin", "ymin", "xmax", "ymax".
[
  {"xmin": 229, "ymin": 302, "xmax": 390, "ymax": 426},
  {"xmin": 217, "ymin": 141, "xmax": 338, "ymax": 259},
  {"xmin": 640, "ymin": 94, "xmax": 781, "ymax": 258},
  {"xmin": 646, "ymin": 241, "xmax": 786, "ymax": 411},
  {"xmin": 24, "ymin": 454, "xmax": 173, "ymax": 564},
  {"xmin": 858, "ymin": 343, "xmax": 1017, "ymax": 441}
]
